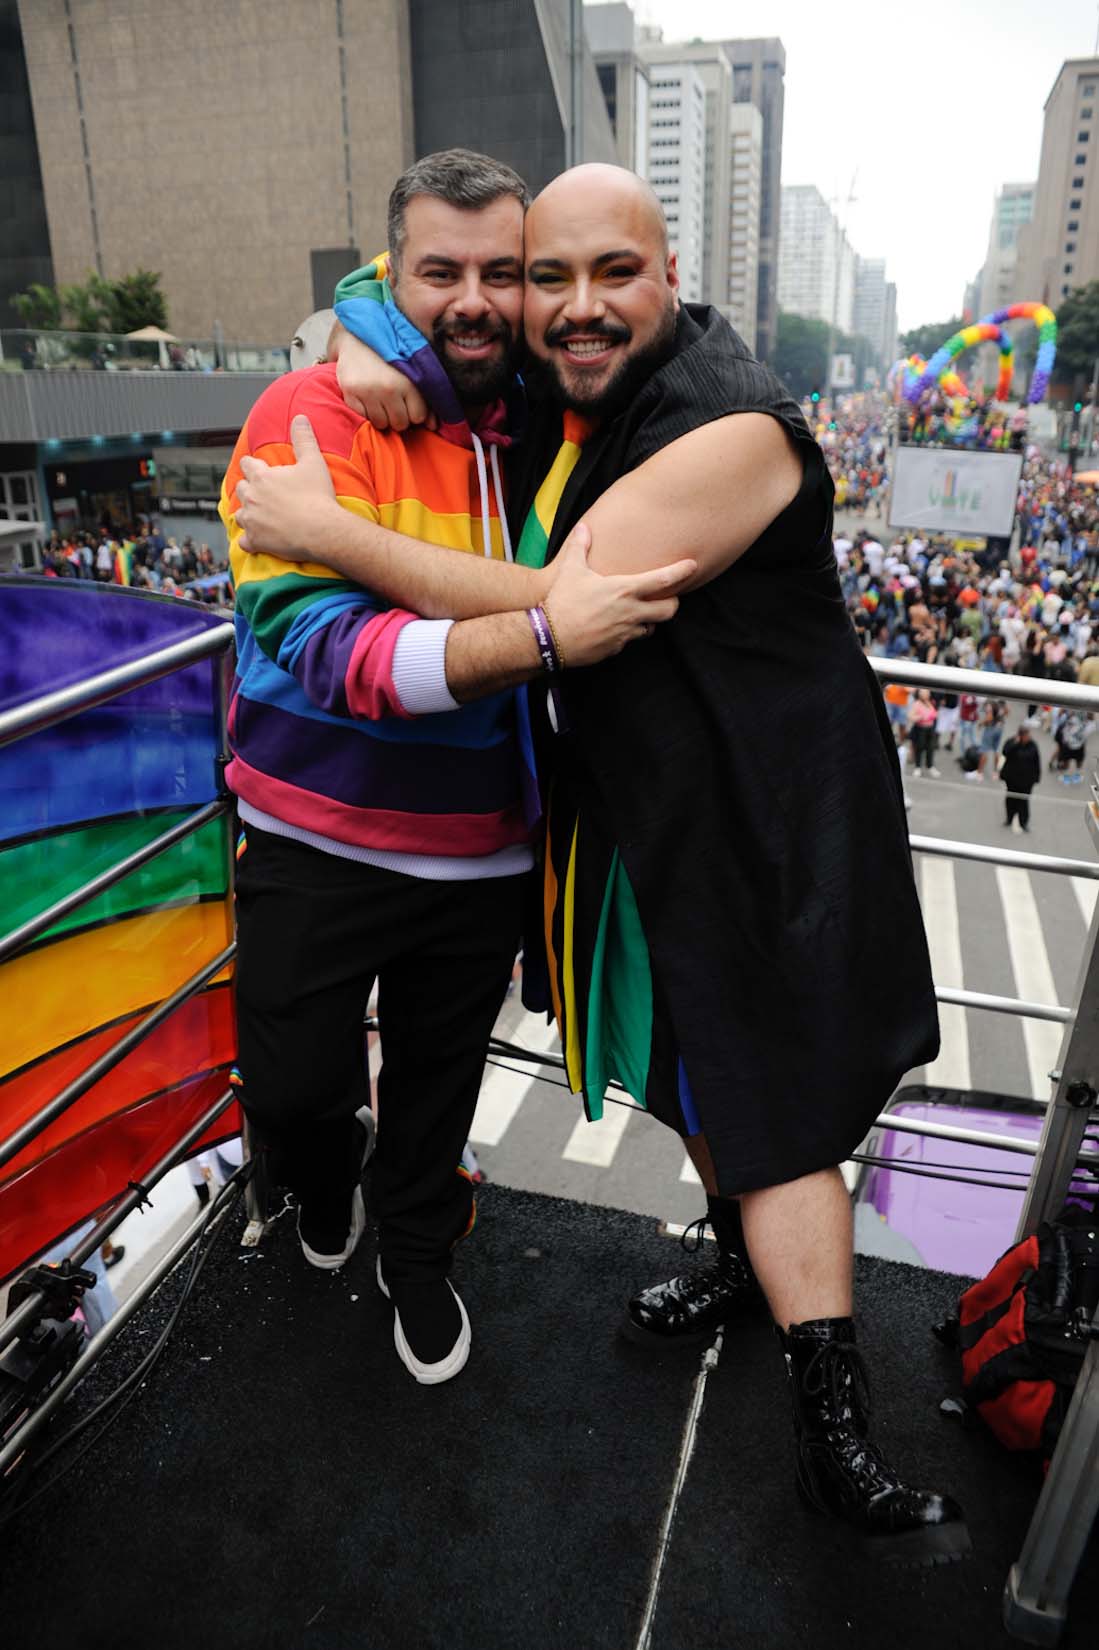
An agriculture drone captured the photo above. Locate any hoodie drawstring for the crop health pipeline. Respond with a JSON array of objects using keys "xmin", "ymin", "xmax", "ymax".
[
  {"xmin": 489, "ymin": 444, "xmax": 513, "ymax": 563},
  {"xmin": 470, "ymin": 432, "xmax": 493, "ymax": 561}
]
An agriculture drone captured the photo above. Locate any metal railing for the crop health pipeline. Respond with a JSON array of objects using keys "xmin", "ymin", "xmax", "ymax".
[
  {"xmin": 0, "ymin": 616, "xmax": 240, "ymax": 1369},
  {"xmin": 2, "ymin": 639, "xmax": 1097, "ymax": 1643},
  {"xmin": 0, "ymin": 327, "xmax": 290, "ymax": 376}
]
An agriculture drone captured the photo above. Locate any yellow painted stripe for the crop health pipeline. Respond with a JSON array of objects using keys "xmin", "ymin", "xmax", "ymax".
[
  {"xmin": 561, "ymin": 821, "xmax": 583, "ymax": 1091},
  {"xmin": 543, "ymin": 810, "xmax": 565, "ymax": 1043},
  {"xmin": 533, "ymin": 440, "xmax": 582, "ymax": 541},
  {"xmin": 1, "ymin": 901, "xmax": 235, "ymax": 1081}
]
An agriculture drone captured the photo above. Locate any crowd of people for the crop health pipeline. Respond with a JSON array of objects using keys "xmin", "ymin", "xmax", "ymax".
[
  {"xmin": 832, "ymin": 441, "xmax": 1099, "ymax": 827},
  {"xmin": 36, "ymin": 524, "xmax": 232, "ymax": 604}
]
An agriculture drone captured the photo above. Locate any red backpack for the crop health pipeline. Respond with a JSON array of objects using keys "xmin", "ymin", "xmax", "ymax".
[{"xmin": 948, "ymin": 1207, "xmax": 1099, "ymax": 1464}]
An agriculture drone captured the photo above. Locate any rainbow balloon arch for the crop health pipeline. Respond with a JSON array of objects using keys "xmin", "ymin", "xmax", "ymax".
[{"xmin": 888, "ymin": 302, "xmax": 1058, "ymax": 410}]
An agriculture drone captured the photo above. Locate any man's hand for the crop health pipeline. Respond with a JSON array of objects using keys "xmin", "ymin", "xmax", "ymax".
[
  {"xmin": 236, "ymin": 416, "xmax": 342, "ymax": 557},
  {"xmin": 541, "ymin": 523, "xmax": 695, "ymax": 668},
  {"xmin": 335, "ymin": 325, "xmax": 435, "ymax": 431}
]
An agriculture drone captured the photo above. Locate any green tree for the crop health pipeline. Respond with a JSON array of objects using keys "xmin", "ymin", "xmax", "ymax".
[
  {"xmin": 899, "ymin": 316, "xmax": 964, "ymax": 361},
  {"xmin": 9, "ymin": 282, "xmax": 63, "ymax": 329},
  {"xmin": 772, "ymin": 312, "xmax": 830, "ymax": 398},
  {"xmin": 1055, "ymin": 281, "xmax": 1099, "ymax": 383},
  {"xmin": 59, "ymin": 272, "xmax": 114, "ymax": 334},
  {"xmin": 104, "ymin": 269, "xmax": 168, "ymax": 333}
]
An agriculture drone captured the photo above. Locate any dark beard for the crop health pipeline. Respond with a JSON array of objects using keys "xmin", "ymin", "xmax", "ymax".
[
  {"xmin": 430, "ymin": 320, "xmax": 517, "ymax": 404},
  {"xmin": 544, "ymin": 303, "xmax": 679, "ymax": 419}
]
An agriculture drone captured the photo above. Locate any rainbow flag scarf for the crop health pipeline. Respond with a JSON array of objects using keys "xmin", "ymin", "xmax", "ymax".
[{"xmin": 515, "ymin": 417, "xmax": 681, "ymax": 1128}]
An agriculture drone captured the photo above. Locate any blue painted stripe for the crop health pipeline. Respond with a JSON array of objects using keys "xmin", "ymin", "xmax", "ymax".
[{"xmin": 676, "ymin": 1057, "xmax": 702, "ymax": 1137}]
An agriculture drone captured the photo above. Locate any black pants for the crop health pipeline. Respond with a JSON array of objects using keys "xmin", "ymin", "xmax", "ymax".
[
  {"xmin": 235, "ymin": 827, "xmax": 524, "ymax": 1281},
  {"xmin": 1005, "ymin": 793, "xmax": 1031, "ymax": 828}
]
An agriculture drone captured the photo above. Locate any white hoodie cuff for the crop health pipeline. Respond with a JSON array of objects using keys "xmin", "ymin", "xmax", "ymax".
[{"xmin": 391, "ymin": 619, "xmax": 460, "ymax": 715}]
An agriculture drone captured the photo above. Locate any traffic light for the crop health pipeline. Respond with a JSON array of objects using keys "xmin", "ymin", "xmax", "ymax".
[
  {"xmin": 810, "ymin": 389, "xmax": 821, "ymax": 404},
  {"xmin": 1075, "ymin": 401, "xmax": 1084, "ymax": 413}
]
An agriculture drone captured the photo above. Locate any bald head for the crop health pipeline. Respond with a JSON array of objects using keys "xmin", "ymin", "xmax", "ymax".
[
  {"xmin": 522, "ymin": 163, "xmax": 680, "ymax": 418},
  {"xmin": 527, "ymin": 164, "xmax": 669, "ymax": 258}
]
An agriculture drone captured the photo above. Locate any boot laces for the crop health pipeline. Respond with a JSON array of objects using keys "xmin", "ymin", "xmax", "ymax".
[
  {"xmin": 801, "ymin": 1337, "xmax": 871, "ymax": 1430},
  {"xmin": 680, "ymin": 1215, "xmax": 709, "ymax": 1255}
]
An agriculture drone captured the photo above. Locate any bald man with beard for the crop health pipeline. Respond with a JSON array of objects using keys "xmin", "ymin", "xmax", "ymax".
[{"xmin": 234, "ymin": 159, "xmax": 968, "ymax": 1566}]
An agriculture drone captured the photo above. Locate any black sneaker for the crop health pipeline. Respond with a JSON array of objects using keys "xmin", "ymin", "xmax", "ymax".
[
  {"xmin": 376, "ymin": 1258, "xmax": 470, "ymax": 1385},
  {"xmin": 297, "ymin": 1108, "xmax": 375, "ymax": 1271}
]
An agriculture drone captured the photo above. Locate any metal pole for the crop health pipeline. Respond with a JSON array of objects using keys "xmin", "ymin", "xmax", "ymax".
[
  {"xmin": 0, "ymin": 798, "xmax": 231, "ymax": 966},
  {"xmin": 868, "ymin": 655, "xmax": 1099, "ymax": 712},
  {"xmin": 0, "ymin": 623, "xmax": 235, "ymax": 748},
  {"xmin": 0, "ymin": 1171, "xmax": 241, "ymax": 1476},
  {"xmin": 1003, "ymin": 1320, "xmax": 1099, "ymax": 1645},
  {"xmin": 0, "ymin": 942, "xmax": 235, "ymax": 1174},
  {"xmin": 910, "ymin": 833, "xmax": 1099, "ymax": 883},
  {"xmin": 0, "ymin": 1086, "xmax": 235, "ymax": 1357},
  {"xmin": 1014, "ymin": 882, "xmax": 1099, "ymax": 1240}
]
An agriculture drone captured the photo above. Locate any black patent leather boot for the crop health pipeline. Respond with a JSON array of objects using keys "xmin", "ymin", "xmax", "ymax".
[
  {"xmin": 780, "ymin": 1317, "xmax": 971, "ymax": 1567},
  {"xmin": 621, "ymin": 1196, "xmax": 765, "ymax": 1349}
]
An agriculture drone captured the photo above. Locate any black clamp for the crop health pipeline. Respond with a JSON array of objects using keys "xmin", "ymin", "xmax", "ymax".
[
  {"xmin": 1065, "ymin": 1080, "xmax": 1098, "ymax": 1110},
  {"xmin": 127, "ymin": 1178, "xmax": 154, "ymax": 1211},
  {"xmin": 9, "ymin": 1260, "xmax": 98, "ymax": 1327}
]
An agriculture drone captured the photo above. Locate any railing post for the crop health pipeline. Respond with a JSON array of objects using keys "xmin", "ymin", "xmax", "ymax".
[
  {"xmin": 1014, "ymin": 883, "xmax": 1099, "ymax": 1242},
  {"xmin": 1003, "ymin": 1316, "xmax": 1099, "ymax": 1645}
]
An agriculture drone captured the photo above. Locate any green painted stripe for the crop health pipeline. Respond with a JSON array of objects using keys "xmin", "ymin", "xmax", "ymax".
[
  {"xmin": 0, "ymin": 813, "xmax": 229, "ymax": 947},
  {"xmin": 584, "ymin": 850, "xmax": 653, "ymax": 1117}
]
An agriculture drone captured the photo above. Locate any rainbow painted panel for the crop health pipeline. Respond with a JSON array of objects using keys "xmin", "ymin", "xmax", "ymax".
[
  {"xmin": 0, "ymin": 813, "xmax": 227, "ymax": 946},
  {"xmin": 0, "ymin": 580, "xmax": 237, "ymax": 1281}
]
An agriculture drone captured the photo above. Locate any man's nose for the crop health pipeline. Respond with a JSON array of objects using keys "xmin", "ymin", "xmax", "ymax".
[
  {"xmin": 562, "ymin": 279, "xmax": 606, "ymax": 325},
  {"xmin": 452, "ymin": 279, "xmax": 492, "ymax": 321}
]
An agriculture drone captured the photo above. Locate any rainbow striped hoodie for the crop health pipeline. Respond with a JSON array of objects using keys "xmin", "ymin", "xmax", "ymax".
[{"xmin": 220, "ymin": 264, "xmax": 535, "ymax": 878}]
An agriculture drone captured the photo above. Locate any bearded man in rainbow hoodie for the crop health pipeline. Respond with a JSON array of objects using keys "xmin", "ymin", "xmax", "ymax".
[{"xmin": 221, "ymin": 150, "xmax": 688, "ymax": 1389}]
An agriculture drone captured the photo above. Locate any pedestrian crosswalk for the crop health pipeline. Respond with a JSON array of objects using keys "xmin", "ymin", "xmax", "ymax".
[{"xmin": 456, "ymin": 849, "xmax": 1099, "ymax": 1222}]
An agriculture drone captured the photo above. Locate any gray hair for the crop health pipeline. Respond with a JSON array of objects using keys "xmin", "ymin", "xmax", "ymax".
[{"xmin": 387, "ymin": 149, "xmax": 530, "ymax": 276}]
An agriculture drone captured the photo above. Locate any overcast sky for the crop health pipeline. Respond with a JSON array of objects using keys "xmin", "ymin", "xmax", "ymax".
[{"xmin": 618, "ymin": 0, "xmax": 1099, "ymax": 331}]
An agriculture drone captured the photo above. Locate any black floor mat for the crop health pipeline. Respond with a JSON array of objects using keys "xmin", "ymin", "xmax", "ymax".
[
  {"xmin": 2, "ymin": 1194, "xmax": 1096, "ymax": 1649},
  {"xmin": 650, "ymin": 1254, "xmax": 1099, "ymax": 1650},
  {"xmin": 0, "ymin": 1186, "xmax": 699, "ymax": 1650}
]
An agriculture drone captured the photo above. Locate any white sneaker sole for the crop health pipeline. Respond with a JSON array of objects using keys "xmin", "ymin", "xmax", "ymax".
[
  {"xmin": 377, "ymin": 1258, "xmax": 470, "ymax": 1385},
  {"xmin": 299, "ymin": 1185, "xmax": 366, "ymax": 1270},
  {"xmin": 297, "ymin": 1107, "xmax": 374, "ymax": 1270}
]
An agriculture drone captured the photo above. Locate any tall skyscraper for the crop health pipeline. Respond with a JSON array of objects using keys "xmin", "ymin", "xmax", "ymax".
[
  {"xmin": 719, "ymin": 38, "xmax": 785, "ymax": 363},
  {"xmin": 1016, "ymin": 58, "xmax": 1099, "ymax": 307},
  {"xmin": 777, "ymin": 185, "xmax": 855, "ymax": 335},
  {"xmin": 644, "ymin": 58, "xmax": 707, "ymax": 301},
  {"xmin": 978, "ymin": 183, "xmax": 1036, "ymax": 318},
  {"xmin": 852, "ymin": 257, "xmax": 898, "ymax": 378},
  {"xmin": 584, "ymin": 1, "xmax": 650, "ymax": 173}
]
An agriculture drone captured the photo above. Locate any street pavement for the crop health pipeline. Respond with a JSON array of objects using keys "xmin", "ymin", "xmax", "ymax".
[{"xmin": 469, "ymin": 711, "xmax": 1098, "ymax": 1233}]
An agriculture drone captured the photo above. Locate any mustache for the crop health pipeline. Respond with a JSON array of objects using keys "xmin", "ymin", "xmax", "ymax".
[
  {"xmin": 545, "ymin": 321, "xmax": 631, "ymax": 348},
  {"xmin": 433, "ymin": 318, "xmax": 510, "ymax": 343}
]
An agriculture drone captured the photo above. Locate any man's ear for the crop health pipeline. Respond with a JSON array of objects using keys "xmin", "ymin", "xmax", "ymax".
[{"xmin": 665, "ymin": 250, "xmax": 680, "ymax": 298}]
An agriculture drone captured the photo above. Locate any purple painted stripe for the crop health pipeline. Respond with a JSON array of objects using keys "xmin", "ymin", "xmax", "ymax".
[{"xmin": 230, "ymin": 694, "xmax": 521, "ymax": 816}]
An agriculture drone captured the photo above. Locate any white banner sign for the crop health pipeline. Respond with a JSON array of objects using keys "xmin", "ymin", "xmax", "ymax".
[
  {"xmin": 830, "ymin": 353, "xmax": 855, "ymax": 389},
  {"xmin": 888, "ymin": 447, "xmax": 1023, "ymax": 537}
]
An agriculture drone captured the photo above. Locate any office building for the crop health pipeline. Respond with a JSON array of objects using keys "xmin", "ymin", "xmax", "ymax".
[
  {"xmin": 777, "ymin": 185, "xmax": 855, "ymax": 335},
  {"xmin": 978, "ymin": 183, "xmax": 1036, "ymax": 318},
  {"xmin": 718, "ymin": 38, "xmax": 785, "ymax": 363},
  {"xmin": 5, "ymin": 0, "xmax": 614, "ymax": 344},
  {"xmin": 585, "ymin": 1, "xmax": 650, "ymax": 173},
  {"xmin": 852, "ymin": 257, "xmax": 898, "ymax": 377},
  {"xmin": 1017, "ymin": 58, "xmax": 1099, "ymax": 307},
  {"xmin": 644, "ymin": 59, "xmax": 707, "ymax": 301}
]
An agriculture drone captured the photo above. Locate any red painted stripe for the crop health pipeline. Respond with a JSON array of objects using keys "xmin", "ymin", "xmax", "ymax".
[
  {"xmin": 0, "ymin": 989, "xmax": 236, "ymax": 1183},
  {"xmin": 226, "ymin": 754, "xmax": 530, "ymax": 855},
  {"xmin": 977, "ymin": 1380, "xmax": 1053, "ymax": 1452},
  {"xmin": 0, "ymin": 1076, "xmax": 241, "ymax": 1284}
]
